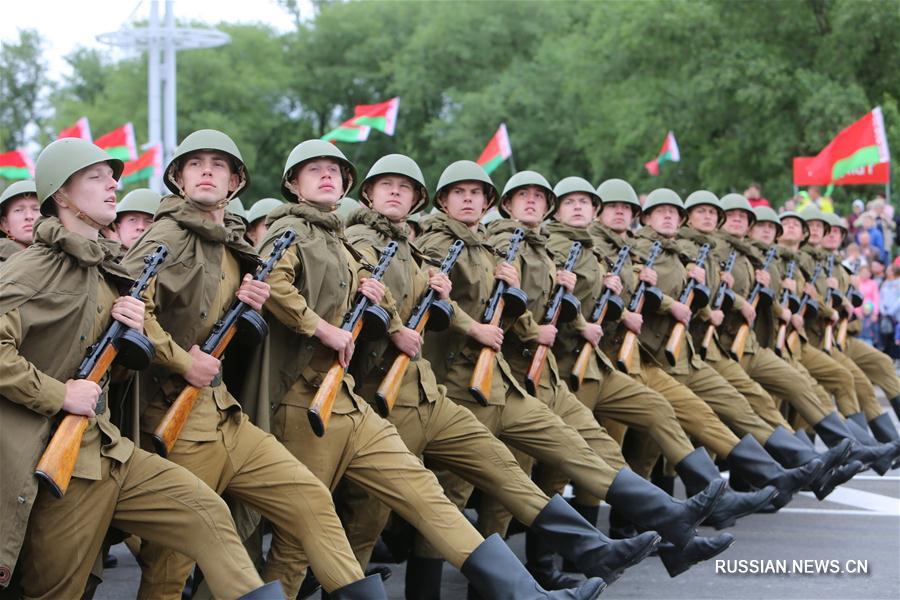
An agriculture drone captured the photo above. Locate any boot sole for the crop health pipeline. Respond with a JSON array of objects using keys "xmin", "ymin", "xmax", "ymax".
[
  {"xmin": 660, "ymin": 537, "xmax": 737, "ymax": 578},
  {"xmin": 598, "ymin": 533, "xmax": 662, "ymax": 585}
]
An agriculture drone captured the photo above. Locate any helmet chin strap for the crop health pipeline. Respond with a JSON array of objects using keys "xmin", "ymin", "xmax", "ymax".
[{"xmin": 57, "ymin": 190, "xmax": 109, "ymax": 231}]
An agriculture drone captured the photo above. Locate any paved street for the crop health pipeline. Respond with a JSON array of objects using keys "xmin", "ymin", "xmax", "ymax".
[{"xmin": 97, "ymin": 407, "xmax": 900, "ymax": 600}]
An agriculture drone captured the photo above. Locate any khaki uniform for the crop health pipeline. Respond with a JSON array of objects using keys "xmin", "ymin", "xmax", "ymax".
[
  {"xmin": 260, "ymin": 203, "xmax": 486, "ymax": 572},
  {"xmin": 630, "ymin": 228, "xmax": 777, "ymax": 445},
  {"xmin": 333, "ymin": 208, "xmax": 549, "ymax": 568},
  {"xmin": 415, "ymin": 213, "xmax": 621, "ymax": 541},
  {"xmin": 0, "ymin": 237, "xmax": 25, "ymax": 264},
  {"xmin": 124, "ymin": 197, "xmax": 366, "ymax": 598},
  {"xmin": 0, "ymin": 218, "xmax": 262, "ymax": 600}
]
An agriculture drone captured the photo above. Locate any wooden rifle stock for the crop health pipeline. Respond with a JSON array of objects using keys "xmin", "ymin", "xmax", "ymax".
[
  {"xmin": 470, "ymin": 298, "xmax": 504, "ymax": 405},
  {"xmin": 152, "ymin": 325, "xmax": 237, "ymax": 457},
  {"xmin": 374, "ymin": 312, "xmax": 430, "ymax": 417},
  {"xmin": 617, "ymin": 330, "xmax": 640, "ymax": 373},
  {"xmin": 615, "ymin": 242, "xmax": 663, "ymax": 372},
  {"xmin": 308, "ymin": 319, "xmax": 364, "ymax": 436},
  {"xmin": 774, "ymin": 260, "xmax": 799, "ymax": 357},
  {"xmin": 700, "ymin": 250, "xmax": 738, "ymax": 359},
  {"xmin": 823, "ymin": 322, "xmax": 835, "ymax": 354},
  {"xmin": 836, "ymin": 317, "xmax": 849, "ymax": 349},
  {"xmin": 664, "ymin": 244, "xmax": 710, "ymax": 365},
  {"xmin": 36, "ymin": 244, "xmax": 168, "ymax": 496},
  {"xmin": 729, "ymin": 295, "xmax": 759, "ymax": 361},
  {"xmin": 33, "ymin": 345, "xmax": 117, "ymax": 498}
]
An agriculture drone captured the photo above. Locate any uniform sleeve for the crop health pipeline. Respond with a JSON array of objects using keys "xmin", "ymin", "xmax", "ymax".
[
  {"xmin": 140, "ymin": 274, "xmax": 194, "ymax": 376},
  {"xmin": 0, "ymin": 308, "xmax": 66, "ymax": 417},
  {"xmin": 265, "ymin": 244, "xmax": 322, "ymax": 337}
]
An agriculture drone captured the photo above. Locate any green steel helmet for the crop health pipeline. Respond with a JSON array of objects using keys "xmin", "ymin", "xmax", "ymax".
[
  {"xmin": 481, "ymin": 208, "xmax": 503, "ymax": 225},
  {"xmin": 752, "ymin": 206, "xmax": 783, "ymax": 236},
  {"xmin": 499, "ymin": 170, "xmax": 556, "ymax": 218},
  {"xmin": 799, "ymin": 204, "xmax": 830, "ymax": 230},
  {"xmin": 641, "ymin": 188, "xmax": 685, "ymax": 220},
  {"xmin": 35, "ymin": 138, "xmax": 124, "ymax": 216},
  {"xmin": 684, "ymin": 190, "xmax": 724, "ymax": 223},
  {"xmin": 596, "ymin": 178, "xmax": 641, "ymax": 215},
  {"xmin": 0, "ymin": 180, "xmax": 38, "ymax": 210},
  {"xmin": 552, "ymin": 176, "xmax": 599, "ymax": 216},
  {"xmin": 360, "ymin": 154, "xmax": 429, "ymax": 214},
  {"xmin": 720, "ymin": 193, "xmax": 756, "ymax": 227},
  {"xmin": 779, "ymin": 210, "xmax": 810, "ymax": 236},
  {"xmin": 246, "ymin": 197, "xmax": 282, "ymax": 224},
  {"xmin": 434, "ymin": 160, "xmax": 498, "ymax": 212},
  {"xmin": 281, "ymin": 139, "xmax": 357, "ymax": 202},
  {"xmin": 335, "ymin": 196, "xmax": 361, "ymax": 220},
  {"xmin": 822, "ymin": 211, "xmax": 848, "ymax": 235},
  {"xmin": 226, "ymin": 197, "xmax": 249, "ymax": 224},
  {"xmin": 116, "ymin": 188, "xmax": 161, "ymax": 217},
  {"xmin": 164, "ymin": 129, "xmax": 248, "ymax": 198}
]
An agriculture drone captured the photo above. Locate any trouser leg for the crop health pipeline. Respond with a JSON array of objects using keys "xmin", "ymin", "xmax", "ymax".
[
  {"xmin": 802, "ymin": 344, "xmax": 861, "ymax": 416},
  {"xmin": 711, "ymin": 355, "xmax": 792, "ymax": 430},
  {"xmin": 833, "ymin": 350, "xmax": 883, "ymax": 421}
]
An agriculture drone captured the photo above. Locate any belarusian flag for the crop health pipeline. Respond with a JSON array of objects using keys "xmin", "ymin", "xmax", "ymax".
[
  {"xmin": 58, "ymin": 117, "xmax": 92, "ymax": 142},
  {"xmin": 644, "ymin": 131, "xmax": 680, "ymax": 176},
  {"xmin": 804, "ymin": 108, "xmax": 890, "ymax": 194},
  {"xmin": 121, "ymin": 144, "xmax": 162, "ymax": 185},
  {"xmin": 95, "ymin": 123, "xmax": 138, "ymax": 162},
  {"xmin": 0, "ymin": 149, "xmax": 35, "ymax": 180},
  {"xmin": 322, "ymin": 97, "xmax": 400, "ymax": 142},
  {"xmin": 476, "ymin": 123, "xmax": 513, "ymax": 174}
]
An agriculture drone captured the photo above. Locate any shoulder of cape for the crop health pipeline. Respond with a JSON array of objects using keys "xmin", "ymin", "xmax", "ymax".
[
  {"xmin": 345, "ymin": 222, "xmax": 383, "ymax": 248},
  {"xmin": 0, "ymin": 245, "xmax": 80, "ymax": 314},
  {"xmin": 123, "ymin": 217, "xmax": 195, "ymax": 274},
  {"xmin": 264, "ymin": 214, "xmax": 317, "ymax": 248}
]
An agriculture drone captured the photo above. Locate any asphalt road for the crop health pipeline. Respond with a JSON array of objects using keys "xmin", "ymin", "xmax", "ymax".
[{"xmin": 96, "ymin": 407, "xmax": 900, "ymax": 600}]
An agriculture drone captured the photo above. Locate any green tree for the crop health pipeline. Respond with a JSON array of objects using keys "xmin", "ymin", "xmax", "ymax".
[{"xmin": 0, "ymin": 29, "xmax": 47, "ymax": 149}]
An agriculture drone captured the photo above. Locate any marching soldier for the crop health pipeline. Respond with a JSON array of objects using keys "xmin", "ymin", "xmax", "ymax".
[
  {"xmin": 113, "ymin": 188, "xmax": 160, "ymax": 250},
  {"xmin": 123, "ymin": 130, "xmax": 387, "ymax": 599},
  {"xmin": 259, "ymin": 141, "xmax": 607, "ymax": 600},
  {"xmin": 0, "ymin": 180, "xmax": 39, "ymax": 262},
  {"xmin": 1, "ymin": 138, "xmax": 279, "ymax": 600},
  {"xmin": 245, "ymin": 197, "xmax": 282, "ymax": 248}
]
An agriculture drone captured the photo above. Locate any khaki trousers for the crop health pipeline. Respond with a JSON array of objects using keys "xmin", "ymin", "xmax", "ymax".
[
  {"xmin": 274, "ymin": 395, "xmax": 484, "ymax": 570},
  {"xmin": 832, "ymin": 349, "xmax": 882, "ymax": 420},
  {"xmin": 801, "ymin": 344, "xmax": 861, "ymax": 416},
  {"xmin": 22, "ymin": 449, "xmax": 262, "ymax": 600},
  {"xmin": 845, "ymin": 337, "xmax": 900, "ymax": 399},
  {"xmin": 709, "ymin": 355, "xmax": 792, "ymax": 430},
  {"xmin": 740, "ymin": 348, "xmax": 830, "ymax": 428},
  {"xmin": 336, "ymin": 390, "xmax": 548, "ymax": 568}
]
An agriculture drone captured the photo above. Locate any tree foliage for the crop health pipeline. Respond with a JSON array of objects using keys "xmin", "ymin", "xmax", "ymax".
[{"xmin": 3, "ymin": 0, "xmax": 899, "ymax": 209}]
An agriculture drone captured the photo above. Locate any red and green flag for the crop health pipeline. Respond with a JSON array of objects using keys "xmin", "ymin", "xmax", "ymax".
[
  {"xmin": 792, "ymin": 107, "xmax": 890, "ymax": 193},
  {"xmin": 57, "ymin": 117, "xmax": 92, "ymax": 142},
  {"xmin": 322, "ymin": 97, "xmax": 400, "ymax": 143},
  {"xmin": 644, "ymin": 131, "xmax": 680, "ymax": 176},
  {"xmin": 0, "ymin": 149, "xmax": 35, "ymax": 180},
  {"xmin": 476, "ymin": 123, "xmax": 513, "ymax": 174},
  {"xmin": 95, "ymin": 123, "xmax": 138, "ymax": 162},
  {"xmin": 121, "ymin": 144, "xmax": 162, "ymax": 186}
]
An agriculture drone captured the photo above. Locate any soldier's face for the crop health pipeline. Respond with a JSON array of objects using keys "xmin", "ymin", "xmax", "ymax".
[
  {"xmin": 177, "ymin": 151, "xmax": 239, "ymax": 207},
  {"xmin": 599, "ymin": 202, "xmax": 634, "ymax": 232},
  {"xmin": 58, "ymin": 162, "xmax": 119, "ymax": 227},
  {"xmin": 822, "ymin": 226, "xmax": 844, "ymax": 250},
  {"xmin": 367, "ymin": 175, "xmax": 416, "ymax": 222},
  {"xmin": 806, "ymin": 220, "xmax": 825, "ymax": 245},
  {"xmin": 440, "ymin": 182, "xmax": 487, "ymax": 227},
  {"xmin": 554, "ymin": 193, "xmax": 596, "ymax": 228},
  {"xmin": 644, "ymin": 205, "xmax": 681, "ymax": 237},
  {"xmin": 0, "ymin": 195, "xmax": 40, "ymax": 245},
  {"xmin": 779, "ymin": 217, "xmax": 805, "ymax": 244},
  {"xmin": 115, "ymin": 211, "xmax": 154, "ymax": 249},
  {"xmin": 246, "ymin": 218, "xmax": 268, "ymax": 247},
  {"xmin": 750, "ymin": 222, "xmax": 777, "ymax": 245},
  {"xmin": 688, "ymin": 205, "xmax": 718, "ymax": 233},
  {"xmin": 722, "ymin": 210, "xmax": 749, "ymax": 237},
  {"xmin": 292, "ymin": 158, "xmax": 344, "ymax": 208},
  {"xmin": 504, "ymin": 185, "xmax": 548, "ymax": 227}
]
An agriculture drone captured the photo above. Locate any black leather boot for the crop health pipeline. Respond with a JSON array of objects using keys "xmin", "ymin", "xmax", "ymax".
[
  {"xmin": 764, "ymin": 426, "xmax": 853, "ymax": 500},
  {"xmin": 725, "ymin": 435, "xmax": 822, "ymax": 509},
  {"xmin": 238, "ymin": 581, "xmax": 287, "ymax": 600},
  {"xmin": 525, "ymin": 529, "xmax": 581, "ymax": 590},
  {"xmin": 460, "ymin": 534, "xmax": 608, "ymax": 600},
  {"xmin": 814, "ymin": 411, "xmax": 900, "ymax": 475},
  {"xmin": 530, "ymin": 495, "xmax": 660, "ymax": 584},
  {"xmin": 657, "ymin": 533, "xmax": 736, "ymax": 578},
  {"xmin": 795, "ymin": 429, "xmax": 816, "ymax": 446},
  {"xmin": 405, "ymin": 556, "xmax": 443, "ymax": 600},
  {"xmin": 868, "ymin": 412, "xmax": 900, "ymax": 443},
  {"xmin": 675, "ymin": 447, "xmax": 777, "ymax": 528},
  {"xmin": 889, "ymin": 395, "xmax": 900, "ymax": 421},
  {"xmin": 606, "ymin": 507, "xmax": 638, "ymax": 540},
  {"xmin": 604, "ymin": 468, "xmax": 726, "ymax": 549},
  {"xmin": 330, "ymin": 574, "xmax": 387, "ymax": 600}
]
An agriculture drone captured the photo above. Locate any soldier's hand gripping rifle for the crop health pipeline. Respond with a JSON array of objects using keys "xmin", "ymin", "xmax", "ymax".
[
  {"xmin": 524, "ymin": 241, "xmax": 582, "ymax": 395},
  {"xmin": 152, "ymin": 230, "xmax": 295, "ymax": 456},
  {"xmin": 374, "ymin": 240, "xmax": 464, "ymax": 417},
  {"xmin": 664, "ymin": 244, "xmax": 712, "ymax": 365},
  {"xmin": 823, "ymin": 255, "xmax": 842, "ymax": 354},
  {"xmin": 700, "ymin": 250, "xmax": 737, "ymax": 359},
  {"xmin": 35, "ymin": 244, "xmax": 167, "ymax": 497},
  {"xmin": 779, "ymin": 261, "xmax": 824, "ymax": 356},
  {"xmin": 469, "ymin": 228, "xmax": 528, "ymax": 405},
  {"xmin": 569, "ymin": 245, "xmax": 629, "ymax": 391},
  {"xmin": 616, "ymin": 241, "xmax": 664, "ymax": 372},
  {"xmin": 837, "ymin": 259, "xmax": 862, "ymax": 349},
  {"xmin": 308, "ymin": 241, "xmax": 398, "ymax": 436},
  {"xmin": 729, "ymin": 247, "xmax": 777, "ymax": 360},
  {"xmin": 773, "ymin": 260, "xmax": 802, "ymax": 357}
]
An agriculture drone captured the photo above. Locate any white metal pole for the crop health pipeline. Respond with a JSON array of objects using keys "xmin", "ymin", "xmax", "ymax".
[
  {"xmin": 163, "ymin": 0, "xmax": 177, "ymax": 168},
  {"xmin": 147, "ymin": 0, "xmax": 162, "ymax": 192}
]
